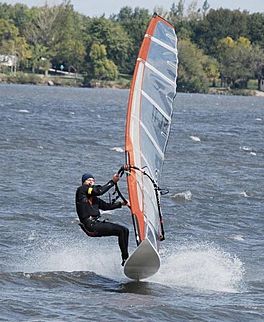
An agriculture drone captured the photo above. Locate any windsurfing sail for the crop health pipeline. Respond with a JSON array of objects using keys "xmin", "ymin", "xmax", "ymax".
[{"xmin": 124, "ymin": 14, "xmax": 178, "ymax": 279}]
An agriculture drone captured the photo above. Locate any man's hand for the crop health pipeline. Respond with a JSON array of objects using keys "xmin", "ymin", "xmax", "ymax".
[
  {"xmin": 112, "ymin": 173, "xmax": 120, "ymax": 183},
  {"xmin": 121, "ymin": 200, "xmax": 130, "ymax": 207}
]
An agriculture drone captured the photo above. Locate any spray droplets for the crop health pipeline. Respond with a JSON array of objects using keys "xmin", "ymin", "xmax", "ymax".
[{"xmin": 154, "ymin": 242, "xmax": 245, "ymax": 293}]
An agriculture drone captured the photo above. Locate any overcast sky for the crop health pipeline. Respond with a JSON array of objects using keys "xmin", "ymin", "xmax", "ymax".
[{"xmin": 2, "ymin": 0, "xmax": 264, "ymax": 16}]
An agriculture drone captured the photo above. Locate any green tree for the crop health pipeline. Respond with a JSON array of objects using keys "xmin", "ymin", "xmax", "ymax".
[
  {"xmin": 202, "ymin": 0, "xmax": 210, "ymax": 18},
  {"xmin": 85, "ymin": 16, "xmax": 132, "ymax": 74},
  {"xmin": 0, "ymin": 18, "xmax": 19, "ymax": 42},
  {"xmin": 113, "ymin": 7, "xmax": 150, "ymax": 46},
  {"xmin": 217, "ymin": 36, "xmax": 258, "ymax": 88},
  {"xmin": 89, "ymin": 43, "xmax": 118, "ymax": 81},
  {"xmin": 247, "ymin": 13, "xmax": 264, "ymax": 48},
  {"xmin": 0, "ymin": 18, "xmax": 31, "ymax": 67},
  {"xmin": 29, "ymin": 43, "xmax": 49, "ymax": 73},
  {"xmin": 167, "ymin": 2, "xmax": 194, "ymax": 40},
  {"xmin": 186, "ymin": 0, "xmax": 202, "ymax": 21},
  {"xmin": 202, "ymin": 56, "xmax": 219, "ymax": 87},
  {"xmin": 192, "ymin": 8, "xmax": 249, "ymax": 55},
  {"xmin": 112, "ymin": 7, "xmax": 150, "ymax": 73},
  {"xmin": 22, "ymin": 2, "xmax": 86, "ymax": 72},
  {"xmin": 51, "ymin": 2, "xmax": 86, "ymax": 72},
  {"xmin": 5, "ymin": 3, "xmax": 31, "ymax": 34},
  {"xmin": 168, "ymin": 1, "xmax": 185, "ymax": 24},
  {"xmin": 39, "ymin": 57, "xmax": 52, "ymax": 76},
  {"xmin": 248, "ymin": 44, "xmax": 264, "ymax": 90},
  {"xmin": 22, "ymin": 5, "xmax": 59, "ymax": 48},
  {"xmin": 0, "ymin": 3, "xmax": 11, "ymax": 20},
  {"xmin": 177, "ymin": 38, "xmax": 210, "ymax": 92}
]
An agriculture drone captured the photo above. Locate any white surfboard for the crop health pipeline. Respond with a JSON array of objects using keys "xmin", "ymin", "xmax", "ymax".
[{"xmin": 124, "ymin": 239, "xmax": 160, "ymax": 280}]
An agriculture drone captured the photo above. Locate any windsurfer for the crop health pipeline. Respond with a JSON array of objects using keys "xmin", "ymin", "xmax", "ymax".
[{"xmin": 75, "ymin": 172, "xmax": 129, "ymax": 266}]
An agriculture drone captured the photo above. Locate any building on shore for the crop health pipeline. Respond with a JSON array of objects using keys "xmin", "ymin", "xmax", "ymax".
[
  {"xmin": 260, "ymin": 78, "xmax": 264, "ymax": 92},
  {"xmin": 0, "ymin": 54, "xmax": 17, "ymax": 73}
]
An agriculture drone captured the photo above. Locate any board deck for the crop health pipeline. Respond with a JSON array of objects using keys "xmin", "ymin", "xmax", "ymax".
[{"xmin": 124, "ymin": 239, "xmax": 160, "ymax": 280}]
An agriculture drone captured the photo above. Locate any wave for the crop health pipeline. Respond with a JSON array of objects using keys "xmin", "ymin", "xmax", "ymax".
[
  {"xmin": 111, "ymin": 146, "xmax": 124, "ymax": 153},
  {"xmin": 5, "ymin": 229, "xmax": 245, "ymax": 294},
  {"xmin": 0, "ymin": 270, "xmax": 115, "ymax": 287},
  {"xmin": 240, "ymin": 191, "xmax": 250, "ymax": 198},
  {"xmin": 190, "ymin": 135, "xmax": 201, "ymax": 142},
  {"xmin": 240, "ymin": 146, "xmax": 257, "ymax": 155},
  {"xmin": 171, "ymin": 190, "xmax": 192, "ymax": 202},
  {"xmin": 229, "ymin": 234, "xmax": 245, "ymax": 242},
  {"xmin": 153, "ymin": 242, "xmax": 245, "ymax": 293}
]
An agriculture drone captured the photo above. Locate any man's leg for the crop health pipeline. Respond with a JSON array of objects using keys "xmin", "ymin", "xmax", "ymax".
[{"xmin": 93, "ymin": 221, "xmax": 129, "ymax": 261}]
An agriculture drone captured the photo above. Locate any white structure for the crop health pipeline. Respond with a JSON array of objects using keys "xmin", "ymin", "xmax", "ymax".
[
  {"xmin": 260, "ymin": 79, "xmax": 264, "ymax": 92},
  {"xmin": 0, "ymin": 55, "xmax": 17, "ymax": 72}
]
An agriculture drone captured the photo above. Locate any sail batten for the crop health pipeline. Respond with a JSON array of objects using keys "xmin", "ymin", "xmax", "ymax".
[
  {"xmin": 141, "ymin": 90, "xmax": 171, "ymax": 121},
  {"xmin": 131, "ymin": 111, "xmax": 167, "ymax": 155},
  {"xmin": 150, "ymin": 36, "xmax": 178, "ymax": 54},
  {"xmin": 141, "ymin": 153, "xmax": 154, "ymax": 177},
  {"xmin": 145, "ymin": 61, "xmax": 176, "ymax": 86},
  {"xmin": 139, "ymin": 121, "xmax": 165, "ymax": 158}
]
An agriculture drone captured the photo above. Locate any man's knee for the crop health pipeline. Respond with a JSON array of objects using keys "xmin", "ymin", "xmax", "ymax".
[
  {"xmin": 117, "ymin": 225, "xmax": 129, "ymax": 236},
  {"xmin": 123, "ymin": 226, "xmax": 129, "ymax": 235}
]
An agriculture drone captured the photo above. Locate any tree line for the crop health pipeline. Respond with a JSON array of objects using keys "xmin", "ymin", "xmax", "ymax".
[{"xmin": 0, "ymin": 0, "xmax": 264, "ymax": 92}]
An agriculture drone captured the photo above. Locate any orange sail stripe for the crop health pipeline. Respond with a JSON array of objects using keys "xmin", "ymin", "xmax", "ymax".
[{"xmin": 125, "ymin": 61, "xmax": 145, "ymax": 241}]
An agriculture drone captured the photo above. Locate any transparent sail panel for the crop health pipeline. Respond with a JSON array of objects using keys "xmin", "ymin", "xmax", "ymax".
[
  {"xmin": 140, "ymin": 95, "xmax": 170, "ymax": 152},
  {"xmin": 153, "ymin": 21, "xmax": 177, "ymax": 49},
  {"xmin": 143, "ymin": 177, "xmax": 160, "ymax": 233},
  {"xmin": 142, "ymin": 66, "xmax": 175, "ymax": 116},
  {"xmin": 140, "ymin": 128, "xmax": 163, "ymax": 180},
  {"xmin": 147, "ymin": 41, "xmax": 177, "ymax": 82}
]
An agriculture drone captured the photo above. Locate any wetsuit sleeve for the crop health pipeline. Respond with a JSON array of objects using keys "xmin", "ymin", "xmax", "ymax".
[
  {"xmin": 97, "ymin": 198, "xmax": 122, "ymax": 211},
  {"xmin": 87, "ymin": 180, "xmax": 115, "ymax": 197}
]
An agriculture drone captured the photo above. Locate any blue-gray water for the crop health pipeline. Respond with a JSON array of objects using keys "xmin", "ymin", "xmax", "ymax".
[{"xmin": 0, "ymin": 84, "xmax": 263, "ymax": 321}]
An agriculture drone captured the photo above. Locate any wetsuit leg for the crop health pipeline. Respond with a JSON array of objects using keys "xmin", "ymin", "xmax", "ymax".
[{"xmin": 93, "ymin": 221, "xmax": 129, "ymax": 260}]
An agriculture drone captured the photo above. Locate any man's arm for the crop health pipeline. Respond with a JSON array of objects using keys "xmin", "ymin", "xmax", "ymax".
[
  {"xmin": 87, "ymin": 174, "xmax": 120, "ymax": 197},
  {"xmin": 98, "ymin": 198, "xmax": 122, "ymax": 211}
]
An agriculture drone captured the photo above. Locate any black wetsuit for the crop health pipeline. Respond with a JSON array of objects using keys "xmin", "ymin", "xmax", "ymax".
[{"xmin": 75, "ymin": 180, "xmax": 129, "ymax": 261}]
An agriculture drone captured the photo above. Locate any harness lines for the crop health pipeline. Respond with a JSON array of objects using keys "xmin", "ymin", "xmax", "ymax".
[{"xmin": 112, "ymin": 165, "xmax": 167, "ymax": 242}]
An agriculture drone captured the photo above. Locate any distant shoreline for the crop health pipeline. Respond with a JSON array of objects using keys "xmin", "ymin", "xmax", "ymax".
[
  {"xmin": 1, "ymin": 72, "xmax": 263, "ymax": 97},
  {"xmin": 208, "ymin": 87, "xmax": 264, "ymax": 97}
]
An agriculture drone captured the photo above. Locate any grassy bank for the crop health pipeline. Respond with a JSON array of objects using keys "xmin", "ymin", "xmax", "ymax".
[
  {"xmin": 208, "ymin": 87, "xmax": 257, "ymax": 96},
  {"xmin": 0, "ymin": 72, "xmax": 84, "ymax": 87},
  {"xmin": 0, "ymin": 72, "xmax": 130, "ymax": 89}
]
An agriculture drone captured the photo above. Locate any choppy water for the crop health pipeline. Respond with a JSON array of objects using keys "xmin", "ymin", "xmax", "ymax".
[{"xmin": 0, "ymin": 84, "xmax": 263, "ymax": 321}]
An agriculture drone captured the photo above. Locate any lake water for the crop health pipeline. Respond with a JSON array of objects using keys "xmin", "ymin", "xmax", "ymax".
[{"xmin": 0, "ymin": 84, "xmax": 263, "ymax": 321}]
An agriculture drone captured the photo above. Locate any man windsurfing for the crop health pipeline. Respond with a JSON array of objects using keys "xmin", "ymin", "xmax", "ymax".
[{"xmin": 75, "ymin": 172, "xmax": 129, "ymax": 266}]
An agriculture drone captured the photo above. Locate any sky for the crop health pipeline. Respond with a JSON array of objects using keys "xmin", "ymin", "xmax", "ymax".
[{"xmin": 2, "ymin": 0, "xmax": 264, "ymax": 17}]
